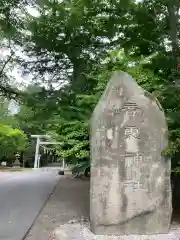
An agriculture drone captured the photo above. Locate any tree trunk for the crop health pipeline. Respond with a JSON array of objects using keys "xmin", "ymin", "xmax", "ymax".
[{"xmin": 167, "ymin": 1, "xmax": 179, "ymax": 60}]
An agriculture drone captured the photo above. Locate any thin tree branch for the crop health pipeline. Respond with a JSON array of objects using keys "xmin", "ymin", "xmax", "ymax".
[{"xmin": 0, "ymin": 52, "xmax": 14, "ymax": 77}]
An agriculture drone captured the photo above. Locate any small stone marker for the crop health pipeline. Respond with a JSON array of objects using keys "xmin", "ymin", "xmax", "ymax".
[
  {"xmin": 13, "ymin": 153, "xmax": 21, "ymax": 168},
  {"xmin": 90, "ymin": 71, "xmax": 172, "ymax": 235}
]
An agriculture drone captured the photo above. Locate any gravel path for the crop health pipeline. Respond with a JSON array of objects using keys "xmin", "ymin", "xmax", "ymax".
[
  {"xmin": 25, "ymin": 175, "xmax": 90, "ymax": 240},
  {"xmin": 55, "ymin": 222, "xmax": 180, "ymax": 240}
]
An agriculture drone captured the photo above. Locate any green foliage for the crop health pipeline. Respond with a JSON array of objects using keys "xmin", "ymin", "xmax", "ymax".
[
  {"xmin": 20, "ymin": 0, "xmax": 134, "ymax": 91},
  {"xmin": 1, "ymin": 0, "xmax": 180, "ymax": 174},
  {"xmin": 54, "ymin": 121, "xmax": 89, "ymax": 162},
  {"xmin": 0, "ymin": 124, "xmax": 28, "ymax": 158},
  {"xmin": 0, "ymin": 97, "xmax": 28, "ymax": 159}
]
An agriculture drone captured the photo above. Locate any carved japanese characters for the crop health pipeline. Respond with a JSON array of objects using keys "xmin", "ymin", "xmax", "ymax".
[{"xmin": 90, "ymin": 71, "xmax": 172, "ymax": 235}]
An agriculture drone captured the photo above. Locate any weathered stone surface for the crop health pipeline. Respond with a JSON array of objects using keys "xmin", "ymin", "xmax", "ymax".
[
  {"xmin": 54, "ymin": 222, "xmax": 180, "ymax": 240},
  {"xmin": 13, "ymin": 158, "xmax": 21, "ymax": 168},
  {"xmin": 90, "ymin": 71, "xmax": 172, "ymax": 235},
  {"xmin": 55, "ymin": 223, "xmax": 84, "ymax": 240}
]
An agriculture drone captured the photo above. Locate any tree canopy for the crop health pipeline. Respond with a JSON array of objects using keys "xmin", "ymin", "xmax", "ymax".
[
  {"xmin": 0, "ymin": 123, "xmax": 28, "ymax": 158},
  {"xmin": 0, "ymin": 0, "xmax": 180, "ymax": 173}
]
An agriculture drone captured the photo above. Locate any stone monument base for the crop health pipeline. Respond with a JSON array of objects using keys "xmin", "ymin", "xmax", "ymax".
[
  {"xmin": 12, "ymin": 166, "xmax": 21, "ymax": 171},
  {"xmin": 13, "ymin": 159, "xmax": 21, "ymax": 168},
  {"xmin": 55, "ymin": 222, "xmax": 180, "ymax": 240}
]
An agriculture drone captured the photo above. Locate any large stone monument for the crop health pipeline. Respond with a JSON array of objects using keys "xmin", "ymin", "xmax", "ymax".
[{"xmin": 90, "ymin": 71, "xmax": 172, "ymax": 235}]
